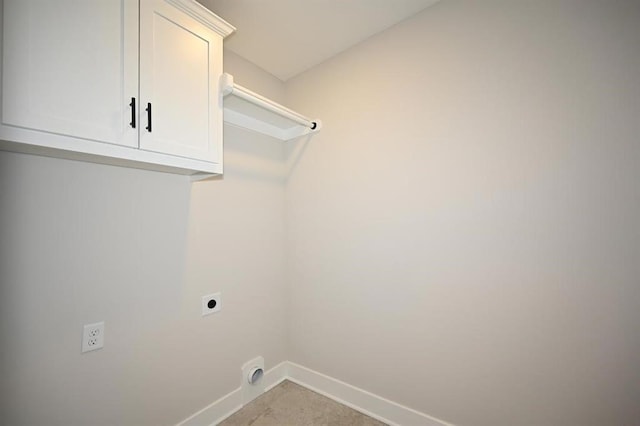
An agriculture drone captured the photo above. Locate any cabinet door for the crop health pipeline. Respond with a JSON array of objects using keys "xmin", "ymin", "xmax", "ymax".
[
  {"xmin": 139, "ymin": 0, "xmax": 223, "ymax": 164},
  {"xmin": 1, "ymin": 0, "xmax": 139, "ymax": 148}
]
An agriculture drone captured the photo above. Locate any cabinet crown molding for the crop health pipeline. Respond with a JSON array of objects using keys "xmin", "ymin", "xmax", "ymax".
[{"xmin": 165, "ymin": 0, "xmax": 235, "ymax": 38}]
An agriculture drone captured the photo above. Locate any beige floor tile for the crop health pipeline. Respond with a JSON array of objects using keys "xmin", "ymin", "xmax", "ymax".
[{"xmin": 219, "ymin": 380, "xmax": 387, "ymax": 426}]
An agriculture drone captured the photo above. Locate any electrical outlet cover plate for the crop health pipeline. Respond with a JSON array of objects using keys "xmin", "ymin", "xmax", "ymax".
[
  {"xmin": 82, "ymin": 322, "xmax": 105, "ymax": 353},
  {"xmin": 202, "ymin": 292, "xmax": 222, "ymax": 316}
]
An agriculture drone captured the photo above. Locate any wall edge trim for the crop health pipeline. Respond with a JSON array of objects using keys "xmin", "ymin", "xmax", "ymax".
[
  {"xmin": 286, "ymin": 362, "xmax": 453, "ymax": 426},
  {"xmin": 176, "ymin": 361, "xmax": 452, "ymax": 426}
]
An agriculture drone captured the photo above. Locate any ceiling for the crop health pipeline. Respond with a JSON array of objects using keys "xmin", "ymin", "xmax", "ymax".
[{"xmin": 198, "ymin": 0, "xmax": 440, "ymax": 81}]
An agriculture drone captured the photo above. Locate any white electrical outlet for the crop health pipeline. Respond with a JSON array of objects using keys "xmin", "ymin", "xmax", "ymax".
[
  {"xmin": 82, "ymin": 322, "xmax": 105, "ymax": 353},
  {"xmin": 202, "ymin": 292, "xmax": 222, "ymax": 316}
]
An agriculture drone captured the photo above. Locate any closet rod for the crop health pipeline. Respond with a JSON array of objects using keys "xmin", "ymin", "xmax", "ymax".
[{"xmin": 220, "ymin": 73, "xmax": 318, "ymax": 130}]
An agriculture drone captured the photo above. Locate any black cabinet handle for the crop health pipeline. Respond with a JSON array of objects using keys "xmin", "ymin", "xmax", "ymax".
[
  {"xmin": 145, "ymin": 102, "xmax": 152, "ymax": 132},
  {"xmin": 129, "ymin": 97, "xmax": 136, "ymax": 128}
]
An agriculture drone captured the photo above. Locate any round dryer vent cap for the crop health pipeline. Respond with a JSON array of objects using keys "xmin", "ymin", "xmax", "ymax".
[{"xmin": 247, "ymin": 367, "xmax": 264, "ymax": 385}]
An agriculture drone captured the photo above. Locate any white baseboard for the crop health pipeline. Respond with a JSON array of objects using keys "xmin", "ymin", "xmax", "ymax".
[
  {"xmin": 286, "ymin": 362, "xmax": 451, "ymax": 426},
  {"xmin": 177, "ymin": 386, "xmax": 241, "ymax": 426},
  {"xmin": 263, "ymin": 360, "xmax": 288, "ymax": 391},
  {"xmin": 177, "ymin": 361, "xmax": 288, "ymax": 426},
  {"xmin": 177, "ymin": 361, "xmax": 452, "ymax": 426}
]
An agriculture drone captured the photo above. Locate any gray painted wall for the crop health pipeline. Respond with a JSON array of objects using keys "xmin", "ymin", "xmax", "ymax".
[
  {"xmin": 284, "ymin": 1, "xmax": 640, "ymax": 425},
  {"xmin": 0, "ymin": 51, "xmax": 288, "ymax": 425}
]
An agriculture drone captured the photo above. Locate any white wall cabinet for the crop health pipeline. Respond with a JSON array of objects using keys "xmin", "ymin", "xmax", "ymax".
[{"xmin": 0, "ymin": 0, "xmax": 234, "ymax": 176}]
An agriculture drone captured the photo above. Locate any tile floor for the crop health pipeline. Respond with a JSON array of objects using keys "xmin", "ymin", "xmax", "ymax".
[{"xmin": 219, "ymin": 380, "xmax": 387, "ymax": 426}]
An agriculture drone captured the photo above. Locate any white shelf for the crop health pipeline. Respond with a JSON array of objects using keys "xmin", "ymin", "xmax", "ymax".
[{"xmin": 221, "ymin": 73, "xmax": 321, "ymax": 141}]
